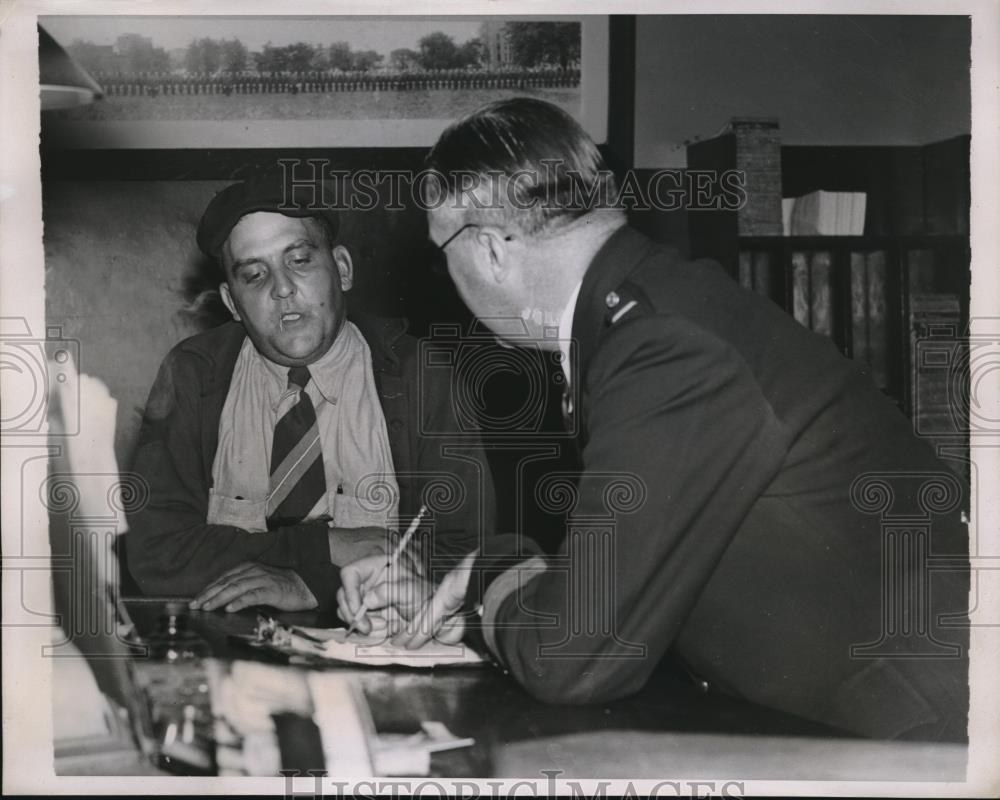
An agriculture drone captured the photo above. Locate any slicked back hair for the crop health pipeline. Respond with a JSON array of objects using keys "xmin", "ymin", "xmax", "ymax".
[{"xmin": 424, "ymin": 97, "xmax": 618, "ymax": 236}]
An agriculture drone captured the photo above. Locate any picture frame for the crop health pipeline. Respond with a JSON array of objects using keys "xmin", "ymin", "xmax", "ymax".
[{"xmin": 39, "ymin": 14, "xmax": 609, "ymax": 149}]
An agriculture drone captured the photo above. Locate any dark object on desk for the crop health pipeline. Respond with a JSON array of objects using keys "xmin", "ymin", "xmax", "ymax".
[
  {"xmin": 273, "ymin": 713, "xmax": 327, "ymax": 777},
  {"xmin": 143, "ymin": 601, "xmax": 210, "ymax": 661},
  {"xmin": 158, "ymin": 703, "xmax": 216, "ymax": 776}
]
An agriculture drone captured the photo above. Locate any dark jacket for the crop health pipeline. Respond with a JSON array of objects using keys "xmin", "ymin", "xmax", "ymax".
[
  {"xmin": 127, "ymin": 313, "xmax": 495, "ymax": 611},
  {"xmin": 470, "ymin": 226, "xmax": 969, "ymax": 740}
]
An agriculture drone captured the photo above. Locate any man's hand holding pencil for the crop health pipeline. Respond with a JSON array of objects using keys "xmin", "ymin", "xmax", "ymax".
[{"xmin": 336, "ymin": 505, "xmax": 479, "ymax": 648}]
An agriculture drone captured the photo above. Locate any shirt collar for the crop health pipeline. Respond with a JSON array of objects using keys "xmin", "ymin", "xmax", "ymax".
[
  {"xmin": 557, "ymin": 281, "xmax": 582, "ymax": 386},
  {"xmin": 258, "ymin": 323, "xmax": 355, "ymax": 409}
]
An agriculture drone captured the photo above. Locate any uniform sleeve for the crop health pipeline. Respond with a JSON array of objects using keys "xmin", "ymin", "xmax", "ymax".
[
  {"xmin": 474, "ymin": 315, "xmax": 792, "ymax": 703},
  {"xmin": 126, "ymin": 347, "xmax": 336, "ymax": 608}
]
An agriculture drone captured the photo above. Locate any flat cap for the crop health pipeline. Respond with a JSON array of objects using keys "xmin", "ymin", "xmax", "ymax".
[{"xmin": 196, "ymin": 171, "xmax": 339, "ymax": 258}]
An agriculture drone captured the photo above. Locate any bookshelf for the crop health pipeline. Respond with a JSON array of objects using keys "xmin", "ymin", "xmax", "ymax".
[
  {"xmin": 687, "ymin": 125, "xmax": 971, "ymax": 430},
  {"xmin": 736, "ymin": 234, "xmax": 969, "ymax": 416}
]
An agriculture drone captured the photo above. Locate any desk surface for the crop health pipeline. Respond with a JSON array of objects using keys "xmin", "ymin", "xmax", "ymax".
[{"xmin": 123, "ymin": 599, "xmax": 967, "ymax": 782}]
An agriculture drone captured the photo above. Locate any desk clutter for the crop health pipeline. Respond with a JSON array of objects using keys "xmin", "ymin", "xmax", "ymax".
[
  {"xmin": 240, "ymin": 614, "xmax": 485, "ymax": 669},
  {"xmin": 55, "ymin": 598, "xmax": 969, "ymax": 782},
  {"xmin": 120, "ymin": 603, "xmax": 475, "ymax": 777}
]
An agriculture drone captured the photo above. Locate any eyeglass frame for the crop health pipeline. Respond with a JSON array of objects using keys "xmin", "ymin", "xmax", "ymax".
[{"xmin": 438, "ymin": 223, "xmax": 514, "ymax": 251}]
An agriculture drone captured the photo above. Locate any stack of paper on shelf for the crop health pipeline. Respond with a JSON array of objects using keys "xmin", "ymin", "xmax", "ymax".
[{"xmin": 782, "ymin": 191, "xmax": 867, "ymax": 236}]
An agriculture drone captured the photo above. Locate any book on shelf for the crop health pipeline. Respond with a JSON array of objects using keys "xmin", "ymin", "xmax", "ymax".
[
  {"xmin": 784, "ymin": 248, "xmax": 888, "ymax": 394},
  {"xmin": 737, "ymin": 250, "xmax": 775, "ymax": 297},
  {"xmin": 910, "ymin": 293, "xmax": 962, "ymax": 437},
  {"xmin": 851, "ymin": 250, "xmax": 889, "ymax": 391},
  {"xmin": 788, "ymin": 250, "xmax": 832, "ymax": 337}
]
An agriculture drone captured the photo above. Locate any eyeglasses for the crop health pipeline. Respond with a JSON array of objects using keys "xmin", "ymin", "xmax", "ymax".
[
  {"xmin": 438, "ymin": 223, "xmax": 514, "ymax": 251},
  {"xmin": 428, "ymin": 224, "xmax": 515, "ymax": 276}
]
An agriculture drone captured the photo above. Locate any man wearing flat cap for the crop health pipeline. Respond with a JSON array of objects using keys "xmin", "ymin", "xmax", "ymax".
[{"xmin": 127, "ymin": 172, "xmax": 494, "ymax": 613}]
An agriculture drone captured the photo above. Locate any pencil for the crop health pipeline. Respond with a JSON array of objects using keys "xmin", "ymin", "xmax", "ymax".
[{"xmin": 345, "ymin": 504, "xmax": 428, "ymax": 638}]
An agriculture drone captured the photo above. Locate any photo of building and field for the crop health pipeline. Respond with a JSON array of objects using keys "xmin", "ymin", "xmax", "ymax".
[{"xmin": 42, "ymin": 17, "xmax": 582, "ymax": 122}]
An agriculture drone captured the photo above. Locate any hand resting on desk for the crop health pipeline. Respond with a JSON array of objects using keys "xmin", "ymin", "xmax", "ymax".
[{"xmin": 189, "ymin": 562, "xmax": 317, "ymax": 612}]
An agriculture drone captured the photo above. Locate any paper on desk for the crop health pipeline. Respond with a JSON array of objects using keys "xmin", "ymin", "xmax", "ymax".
[
  {"xmin": 288, "ymin": 626, "xmax": 484, "ymax": 668},
  {"xmin": 372, "ymin": 721, "xmax": 476, "ymax": 776}
]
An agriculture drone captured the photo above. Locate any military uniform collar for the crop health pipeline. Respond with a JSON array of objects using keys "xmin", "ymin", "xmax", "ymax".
[{"xmin": 570, "ymin": 225, "xmax": 660, "ymax": 378}]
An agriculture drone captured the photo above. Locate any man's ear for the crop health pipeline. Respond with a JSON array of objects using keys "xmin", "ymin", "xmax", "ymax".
[
  {"xmin": 475, "ymin": 227, "xmax": 510, "ymax": 284},
  {"xmin": 332, "ymin": 245, "xmax": 354, "ymax": 291},
  {"xmin": 219, "ymin": 282, "xmax": 241, "ymax": 321}
]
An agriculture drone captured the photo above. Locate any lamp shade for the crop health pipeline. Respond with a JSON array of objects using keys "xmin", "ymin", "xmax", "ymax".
[{"xmin": 39, "ymin": 25, "xmax": 103, "ymax": 110}]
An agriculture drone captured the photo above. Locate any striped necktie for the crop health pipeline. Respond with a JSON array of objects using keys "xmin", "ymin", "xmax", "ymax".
[{"xmin": 266, "ymin": 365, "xmax": 327, "ymax": 528}]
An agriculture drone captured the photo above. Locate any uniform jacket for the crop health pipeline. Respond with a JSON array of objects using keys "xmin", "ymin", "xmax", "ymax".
[
  {"xmin": 127, "ymin": 312, "xmax": 495, "ymax": 611},
  {"xmin": 469, "ymin": 226, "xmax": 969, "ymax": 741}
]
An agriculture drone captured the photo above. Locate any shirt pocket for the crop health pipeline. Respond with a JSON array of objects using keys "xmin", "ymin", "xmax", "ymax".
[{"xmin": 208, "ymin": 489, "xmax": 268, "ymax": 533}]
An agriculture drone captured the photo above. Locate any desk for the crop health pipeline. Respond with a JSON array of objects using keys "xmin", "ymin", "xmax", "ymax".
[{"xmin": 123, "ymin": 599, "xmax": 967, "ymax": 782}]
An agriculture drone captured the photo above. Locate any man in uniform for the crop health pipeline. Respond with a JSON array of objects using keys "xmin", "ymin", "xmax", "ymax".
[
  {"xmin": 339, "ymin": 98, "xmax": 969, "ymax": 741},
  {"xmin": 128, "ymin": 171, "xmax": 494, "ymax": 613}
]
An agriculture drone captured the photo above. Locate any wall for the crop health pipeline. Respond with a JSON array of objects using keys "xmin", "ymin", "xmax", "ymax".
[
  {"xmin": 43, "ymin": 181, "xmax": 227, "ymax": 466},
  {"xmin": 634, "ymin": 15, "xmax": 971, "ymax": 168}
]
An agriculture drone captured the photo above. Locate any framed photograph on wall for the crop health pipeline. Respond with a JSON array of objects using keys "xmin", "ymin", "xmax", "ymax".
[{"xmin": 39, "ymin": 14, "xmax": 609, "ymax": 148}]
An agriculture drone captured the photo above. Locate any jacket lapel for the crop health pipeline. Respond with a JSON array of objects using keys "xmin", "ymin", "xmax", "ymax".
[{"xmin": 189, "ymin": 322, "xmax": 246, "ymax": 486}]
